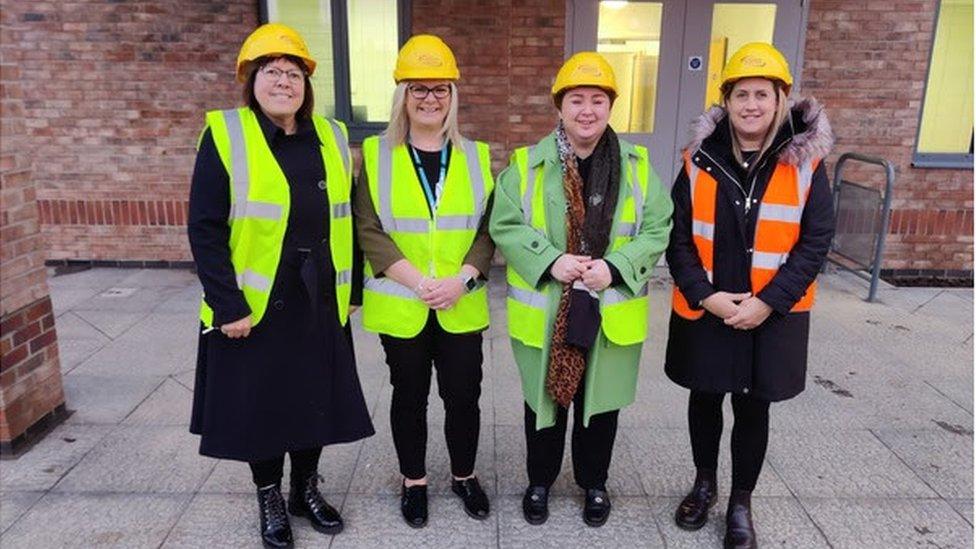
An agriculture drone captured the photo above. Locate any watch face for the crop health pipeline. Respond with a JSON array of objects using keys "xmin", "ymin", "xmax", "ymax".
[{"xmin": 465, "ymin": 277, "xmax": 478, "ymax": 291}]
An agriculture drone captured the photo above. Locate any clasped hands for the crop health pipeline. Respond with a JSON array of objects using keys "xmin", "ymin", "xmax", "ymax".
[
  {"xmin": 414, "ymin": 275, "xmax": 466, "ymax": 310},
  {"xmin": 701, "ymin": 291, "xmax": 772, "ymax": 330},
  {"xmin": 549, "ymin": 254, "xmax": 612, "ymax": 291}
]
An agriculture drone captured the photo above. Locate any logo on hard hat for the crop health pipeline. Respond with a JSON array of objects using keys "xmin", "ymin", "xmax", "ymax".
[
  {"xmin": 278, "ymin": 34, "xmax": 307, "ymax": 54},
  {"xmin": 575, "ymin": 64, "xmax": 603, "ymax": 77},
  {"xmin": 415, "ymin": 53, "xmax": 443, "ymax": 67},
  {"xmin": 741, "ymin": 55, "xmax": 766, "ymax": 68}
]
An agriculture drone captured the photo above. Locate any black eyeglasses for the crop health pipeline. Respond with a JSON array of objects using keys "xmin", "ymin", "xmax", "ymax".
[{"xmin": 407, "ymin": 84, "xmax": 451, "ymax": 100}]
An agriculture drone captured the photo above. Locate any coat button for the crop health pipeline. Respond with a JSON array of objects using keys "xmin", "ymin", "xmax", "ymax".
[
  {"xmin": 321, "ymin": 237, "xmax": 329, "ymax": 246},
  {"xmin": 694, "ymin": 157, "xmax": 700, "ymax": 162},
  {"xmin": 743, "ymin": 387, "xmax": 750, "ymax": 394},
  {"xmin": 273, "ymin": 299, "xmax": 284, "ymax": 310},
  {"xmin": 747, "ymin": 248, "xmax": 753, "ymax": 253},
  {"xmin": 706, "ymin": 166, "xmax": 712, "ymax": 172},
  {"xmin": 531, "ymin": 241, "xmax": 539, "ymax": 249},
  {"xmin": 639, "ymin": 266, "xmax": 647, "ymax": 274},
  {"xmin": 317, "ymin": 180, "xmax": 326, "ymax": 190}
]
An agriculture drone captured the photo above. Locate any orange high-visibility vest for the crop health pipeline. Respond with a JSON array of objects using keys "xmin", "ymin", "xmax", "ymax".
[{"xmin": 672, "ymin": 150, "xmax": 820, "ymax": 320}]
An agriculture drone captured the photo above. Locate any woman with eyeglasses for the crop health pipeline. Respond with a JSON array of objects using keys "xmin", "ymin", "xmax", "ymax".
[
  {"xmin": 353, "ymin": 34, "xmax": 495, "ymax": 527},
  {"xmin": 188, "ymin": 23, "xmax": 374, "ymax": 548}
]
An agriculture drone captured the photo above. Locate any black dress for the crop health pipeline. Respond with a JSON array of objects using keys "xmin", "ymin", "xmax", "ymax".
[{"xmin": 188, "ymin": 109, "xmax": 374, "ymax": 461}]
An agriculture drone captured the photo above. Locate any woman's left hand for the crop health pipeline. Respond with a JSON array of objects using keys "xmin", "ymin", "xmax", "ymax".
[
  {"xmin": 421, "ymin": 276, "xmax": 465, "ymax": 310},
  {"xmin": 580, "ymin": 259, "xmax": 612, "ymax": 292},
  {"xmin": 723, "ymin": 296, "xmax": 773, "ymax": 330}
]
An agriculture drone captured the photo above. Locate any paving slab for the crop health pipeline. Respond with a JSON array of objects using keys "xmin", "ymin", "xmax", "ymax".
[
  {"xmin": 53, "ymin": 425, "xmax": 215, "ymax": 493},
  {"xmin": 872, "ymin": 428, "xmax": 974, "ymax": 499},
  {"xmin": 947, "ymin": 499, "xmax": 973, "ymax": 526},
  {"xmin": 800, "ymin": 497, "xmax": 973, "ymax": 548},
  {"xmin": 0, "ymin": 492, "xmax": 190, "ymax": 548},
  {"xmin": 118, "ymin": 268, "xmax": 199, "ymax": 288},
  {"xmin": 0, "ymin": 491, "xmax": 44, "ymax": 534},
  {"xmin": 647, "ymin": 495, "xmax": 829, "ymax": 548},
  {"xmin": 69, "ymin": 312, "xmax": 198, "ymax": 378},
  {"xmin": 63, "ymin": 372, "xmax": 164, "ymax": 425},
  {"xmin": 123, "ymin": 377, "xmax": 194, "ymax": 426},
  {"xmin": 624, "ymin": 427, "xmax": 791, "ymax": 498},
  {"xmin": 71, "ymin": 309, "xmax": 150, "ymax": 340},
  {"xmin": 0, "ymin": 424, "xmax": 115, "ymax": 491},
  {"xmin": 496, "ymin": 495, "xmax": 665, "ymax": 548},
  {"xmin": 71, "ymin": 285, "xmax": 185, "ymax": 314},
  {"xmin": 765, "ymin": 429, "xmax": 937, "ymax": 498},
  {"xmin": 53, "ymin": 311, "xmax": 111, "ymax": 373}
]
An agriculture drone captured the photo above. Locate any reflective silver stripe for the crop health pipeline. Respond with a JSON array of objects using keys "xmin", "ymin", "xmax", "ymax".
[
  {"xmin": 436, "ymin": 214, "xmax": 479, "ymax": 230},
  {"xmin": 603, "ymin": 283, "xmax": 648, "ymax": 305},
  {"xmin": 230, "ymin": 200, "xmax": 283, "ymax": 221},
  {"xmin": 332, "ymin": 202, "xmax": 352, "ymax": 219},
  {"xmin": 630, "ymin": 156, "xmax": 644, "ymax": 235},
  {"xmin": 692, "ymin": 219, "xmax": 714, "ymax": 240},
  {"xmin": 326, "ymin": 119, "xmax": 350, "ymax": 176},
  {"xmin": 507, "ymin": 285, "xmax": 547, "ymax": 309},
  {"xmin": 335, "ymin": 269, "xmax": 352, "ymax": 286},
  {"xmin": 364, "ymin": 276, "xmax": 417, "ymax": 299},
  {"xmin": 237, "ymin": 269, "xmax": 271, "ymax": 292},
  {"xmin": 616, "ymin": 222, "xmax": 636, "ymax": 236},
  {"xmin": 705, "ymin": 269, "xmax": 713, "ymax": 283},
  {"xmin": 461, "ymin": 139, "xmax": 486, "ymax": 222},
  {"xmin": 797, "ymin": 159, "xmax": 814, "ymax": 202},
  {"xmin": 222, "ymin": 109, "xmax": 250, "ymax": 212},
  {"xmin": 377, "ymin": 135, "xmax": 396, "ymax": 231},
  {"xmin": 758, "ymin": 203, "xmax": 802, "ymax": 223},
  {"xmin": 753, "ymin": 251, "xmax": 787, "ymax": 270},
  {"xmin": 522, "ymin": 146, "xmax": 538, "ymax": 224},
  {"xmin": 393, "ymin": 217, "xmax": 429, "ymax": 233}
]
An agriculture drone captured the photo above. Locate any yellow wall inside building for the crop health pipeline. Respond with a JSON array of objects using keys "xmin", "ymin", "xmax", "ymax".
[
  {"xmin": 917, "ymin": 0, "xmax": 974, "ymax": 154},
  {"xmin": 706, "ymin": 3, "xmax": 777, "ymax": 108}
]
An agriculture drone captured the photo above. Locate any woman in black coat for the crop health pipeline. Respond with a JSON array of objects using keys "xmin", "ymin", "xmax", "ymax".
[
  {"xmin": 187, "ymin": 23, "xmax": 373, "ymax": 548},
  {"xmin": 665, "ymin": 43, "xmax": 834, "ymax": 549}
]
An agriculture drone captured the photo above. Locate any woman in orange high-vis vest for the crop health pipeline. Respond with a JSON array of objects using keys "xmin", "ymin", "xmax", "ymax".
[{"xmin": 665, "ymin": 43, "xmax": 834, "ymax": 549}]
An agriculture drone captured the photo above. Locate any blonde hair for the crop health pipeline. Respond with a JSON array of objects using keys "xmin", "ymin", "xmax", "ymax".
[
  {"xmin": 382, "ymin": 82, "xmax": 463, "ymax": 149},
  {"xmin": 723, "ymin": 80, "xmax": 790, "ymax": 167}
]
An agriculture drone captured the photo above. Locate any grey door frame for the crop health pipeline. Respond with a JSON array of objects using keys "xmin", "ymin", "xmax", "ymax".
[{"xmin": 566, "ymin": 0, "xmax": 810, "ymax": 187}]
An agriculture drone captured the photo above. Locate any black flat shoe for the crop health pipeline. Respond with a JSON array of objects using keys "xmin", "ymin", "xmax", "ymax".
[
  {"xmin": 675, "ymin": 469, "xmax": 718, "ymax": 530},
  {"xmin": 256, "ymin": 484, "xmax": 294, "ymax": 548},
  {"xmin": 522, "ymin": 485, "xmax": 549, "ymax": 525},
  {"xmin": 583, "ymin": 488, "xmax": 611, "ymax": 527},
  {"xmin": 400, "ymin": 482, "xmax": 428, "ymax": 528},
  {"xmin": 289, "ymin": 474, "xmax": 343, "ymax": 535},
  {"xmin": 724, "ymin": 489, "xmax": 758, "ymax": 549},
  {"xmin": 451, "ymin": 477, "xmax": 490, "ymax": 520}
]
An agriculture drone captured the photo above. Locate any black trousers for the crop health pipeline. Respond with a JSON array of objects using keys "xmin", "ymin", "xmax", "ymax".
[
  {"xmin": 379, "ymin": 312, "xmax": 483, "ymax": 480},
  {"xmin": 687, "ymin": 390, "xmax": 770, "ymax": 491},
  {"xmin": 524, "ymin": 383, "xmax": 619, "ymax": 491},
  {"xmin": 249, "ymin": 446, "xmax": 323, "ymax": 488}
]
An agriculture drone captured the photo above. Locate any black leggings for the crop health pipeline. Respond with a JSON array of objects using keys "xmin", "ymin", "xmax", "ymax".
[
  {"xmin": 249, "ymin": 447, "xmax": 323, "ymax": 488},
  {"xmin": 380, "ymin": 313, "xmax": 483, "ymax": 480},
  {"xmin": 688, "ymin": 390, "xmax": 770, "ymax": 492}
]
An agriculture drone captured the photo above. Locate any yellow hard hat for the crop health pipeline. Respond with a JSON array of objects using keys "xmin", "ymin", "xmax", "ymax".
[
  {"xmin": 236, "ymin": 23, "xmax": 316, "ymax": 83},
  {"xmin": 551, "ymin": 51, "xmax": 618, "ymax": 104},
  {"xmin": 393, "ymin": 35, "xmax": 460, "ymax": 83},
  {"xmin": 720, "ymin": 42, "xmax": 793, "ymax": 93}
]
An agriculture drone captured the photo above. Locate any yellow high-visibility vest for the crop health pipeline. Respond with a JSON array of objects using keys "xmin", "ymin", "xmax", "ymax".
[
  {"xmin": 199, "ymin": 107, "xmax": 354, "ymax": 328},
  {"xmin": 506, "ymin": 144, "xmax": 651, "ymax": 348},
  {"xmin": 360, "ymin": 135, "xmax": 494, "ymax": 337}
]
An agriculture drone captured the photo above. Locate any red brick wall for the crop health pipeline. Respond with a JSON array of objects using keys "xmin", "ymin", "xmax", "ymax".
[
  {"xmin": 1, "ymin": 5, "xmax": 65, "ymax": 445},
  {"xmin": 802, "ymin": 0, "xmax": 973, "ymax": 274},
  {"xmin": 411, "ymin": 0, "xmax": 566, "ymax": 172},
  {"xmin": 3, "ymin": 0, "xmax": 256, "ymax": 262}
]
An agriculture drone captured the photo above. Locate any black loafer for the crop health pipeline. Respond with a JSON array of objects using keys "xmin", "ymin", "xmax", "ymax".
[
  {"xmin": 724, "ymin": 489, "xmax": 757, "ymax": 549},
  {"xmin": 256, "ymin": 484, "xmax": 294, "ymax": 548},
  {"xmin": 289, "ymin": 474, "xmax": 343, "ymax": 535},
  {"xmin": 400, "ymin": 482, "xmax": 428, "ymax": 528},
  {"xmin": 451, "ymin": 477, "xmax": 490, "ymax": 520},
  {"xmin": 583, "ymin": 488, "xmax": 611, "ymax": 527},
  {"xmin": 522, "ymin": 485, "xmax": 549, "ymax": 525},
  {"xmin": 675, "ymin": 470, "xmax": 718, "ymax": 530}
]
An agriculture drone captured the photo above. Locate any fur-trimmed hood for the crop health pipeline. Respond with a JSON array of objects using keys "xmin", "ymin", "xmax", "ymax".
[{"xmin": 685, "ymin": 96, "xmax": 834, "ymax": 166}]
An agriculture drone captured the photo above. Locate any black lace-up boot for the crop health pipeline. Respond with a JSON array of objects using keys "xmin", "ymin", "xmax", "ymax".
[
  {"xmin": 288, "ymin": 474, "xmax": 343, "ymax": 535},
  {"xmin": 256, "ymin": 484, "xmax": 293, "ymax": 548}
]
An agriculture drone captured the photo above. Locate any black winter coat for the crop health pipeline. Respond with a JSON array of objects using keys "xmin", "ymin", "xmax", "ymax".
[{"xmin": 665, "ymin": 97, "xmax": 835, "ymax": 401}]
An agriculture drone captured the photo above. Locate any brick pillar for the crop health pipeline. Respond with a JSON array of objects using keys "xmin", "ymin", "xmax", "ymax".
[{"xmin": 0, "ymin": 9, "xmax": 67, "ymax": 453}]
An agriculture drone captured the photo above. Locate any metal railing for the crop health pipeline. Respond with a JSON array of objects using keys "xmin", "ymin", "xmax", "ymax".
[{"xmin": 826, "ymin": 152, "xmax": 895, "ymax": 302}]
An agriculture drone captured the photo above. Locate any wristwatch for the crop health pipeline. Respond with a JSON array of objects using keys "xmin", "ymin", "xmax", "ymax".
[{"xmin": 460, "ymin": 273, "xmax": 478, "ymax": 293}]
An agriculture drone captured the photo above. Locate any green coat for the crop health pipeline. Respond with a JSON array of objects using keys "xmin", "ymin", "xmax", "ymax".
[{"xmin": 489, "ymin": 133, "xmax": 673, "ymax": 429}]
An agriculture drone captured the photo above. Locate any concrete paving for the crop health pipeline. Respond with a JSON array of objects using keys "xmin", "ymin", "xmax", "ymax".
[{"xmin": 0, "ymin": 266, "xmax": 972, "ymax": 548}]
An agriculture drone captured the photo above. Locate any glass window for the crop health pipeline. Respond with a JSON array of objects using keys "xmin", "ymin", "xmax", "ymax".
[
  {"xmin": 706, "ymin": 3, "xmax": 777, "ymax": 108},
  {"xmin": 266, "ymin": 1, "xmax": 337, "ymax": 118},
  {"xmin": 916, "ymin": 0, "xmax": 973, "ymax": 158},
  {"xmin": 597, "ymin": 1, "xmax": 663, "ymax": 133},
  {"xmin": 347, "ymin": 0, "xmax": 400, "ymax": 123}
]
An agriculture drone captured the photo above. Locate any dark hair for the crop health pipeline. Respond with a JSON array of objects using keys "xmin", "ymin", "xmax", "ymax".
[{"xmin": 242, "ymin": 54, "xmax": 315, "ymax": 120}]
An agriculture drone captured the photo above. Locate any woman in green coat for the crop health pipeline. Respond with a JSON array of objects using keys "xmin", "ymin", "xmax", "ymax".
[{"xmin": 489, "ymin": 52, "xmax": 672, "ymax": 528}]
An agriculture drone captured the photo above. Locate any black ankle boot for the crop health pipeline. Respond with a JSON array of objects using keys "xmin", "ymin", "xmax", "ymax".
[
  {"xmin": 400, "ymin": 482, "xmax": 428, "ymax": 528},
  {"xmin": 583, "ymin": 488, "xmax": 612, "ymax": 527},
  {"xmin": 521, "ymin": 485, "xmax": 549, "ymax": 525},
  {"xmin": 675, "ymin": 469, "xmax": 718, "ymax": 530},
  {"xmin": 256, "ymin": 484, "xmax": 293, "ymax": 548},
  {"xmin": 289, "ymin": 474, "xmax": 343, "ymax": 535},
  {"xmin": 451, "ymin": 477, "xmax": 490, "ymax": 520},
  {"xmin": 724, "ymin": 489, "xmax": 758, "ymax": 549}
]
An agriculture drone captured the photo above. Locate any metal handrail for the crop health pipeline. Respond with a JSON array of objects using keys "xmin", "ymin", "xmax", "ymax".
[{"xmin": 828, "ymin": 152, "xmax": 895, "ymax": 302}]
